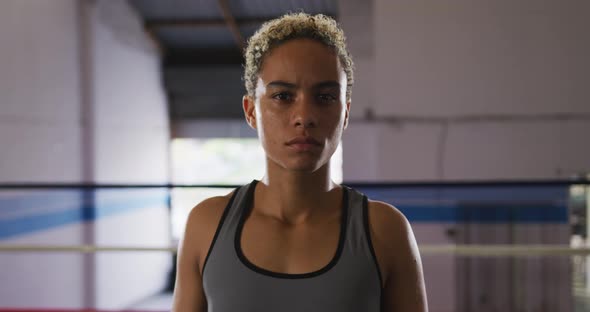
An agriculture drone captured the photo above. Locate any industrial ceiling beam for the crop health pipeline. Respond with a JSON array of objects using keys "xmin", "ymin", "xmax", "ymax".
[
  {"xmin": 145, "ymin": 17, "xmax": 272, "ymax": 28},
  {"xmin": 164, "ymin": 48, "xmax": 244, "ymax": 66},
  {"xmin": 144, "ymin": 28, "xmax": 165, "ymax": 55},
  {"xmin": 145, "ymin": 14, "xmax": 336, "ymax": 29},
  {"xmin": 216, "ymin": 0, "xmax": 245, "ymax": 51}
]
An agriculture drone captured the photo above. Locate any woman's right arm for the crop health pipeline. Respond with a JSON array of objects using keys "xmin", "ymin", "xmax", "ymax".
[{"xmin": 172, "ymin": 195, "xmax": 232, "ymax": 312}]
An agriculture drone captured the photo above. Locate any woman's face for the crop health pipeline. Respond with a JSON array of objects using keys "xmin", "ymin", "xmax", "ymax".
[{"xmin": 243, "ymin": 38, "xmax": 350, "ymax": 173}]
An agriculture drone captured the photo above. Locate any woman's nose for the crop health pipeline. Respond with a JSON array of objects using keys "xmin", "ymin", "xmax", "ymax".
[{"xmin": 292, "ymin": 98, "xmax": 318, "ymax": 128}]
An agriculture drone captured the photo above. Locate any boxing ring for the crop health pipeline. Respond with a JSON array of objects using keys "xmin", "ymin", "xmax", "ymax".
[{"xmin": 1, "ymin": 179, "xmax": 589, "ymax": 311}]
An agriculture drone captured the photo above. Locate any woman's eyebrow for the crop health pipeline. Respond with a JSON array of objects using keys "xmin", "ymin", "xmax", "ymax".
[
  {"xmin": 314, "ymin": 81, "xmax": 341, "ymax": 89},
  {"xmin": 266, "ymin": 81, "xmax": 296, "ymax": 89},
  {"xmin": 266, "ymin": 81, "xmax": 341, "ymax": 89}
]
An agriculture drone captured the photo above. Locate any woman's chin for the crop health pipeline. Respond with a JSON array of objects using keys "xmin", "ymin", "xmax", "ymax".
[
  {"xmin": 285, "ymin": 158, "xmax": 329, "ymax": 173},
  {"xmin": 266, "ymin": 154, "xmax": 330, "ymax": 174}
]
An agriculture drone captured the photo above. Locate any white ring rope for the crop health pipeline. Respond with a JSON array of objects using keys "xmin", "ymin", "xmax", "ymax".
[
  {"xmin": 420, "ymin": 244, "xmax": 590, "ymax": 256},
  {"xmin": 0, "ymin": 245, "xmax": 177, "ymax": 253},
  {"xmin": 1, "ymin": 244, "xmax": 590, "ymax": 256}
]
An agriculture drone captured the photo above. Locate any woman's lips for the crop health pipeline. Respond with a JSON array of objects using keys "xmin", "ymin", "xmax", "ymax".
[
  {"xmin": 286, "ymin": 136, "xmax": 322, "ymax": 152},
  {"xmin": 287, "ymin": 143, "xmax": 321, "ymax": 152}
]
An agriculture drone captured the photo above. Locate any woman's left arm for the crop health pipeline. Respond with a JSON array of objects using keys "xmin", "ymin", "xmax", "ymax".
[{"xmin": 367, "ymin": 200, "xmax": 428, "ymax": 312}]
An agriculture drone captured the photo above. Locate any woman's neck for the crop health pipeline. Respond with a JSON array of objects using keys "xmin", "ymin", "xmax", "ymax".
[{"xmin": 255, "ymin": 162, "xmax": 341, "ymax": 224}]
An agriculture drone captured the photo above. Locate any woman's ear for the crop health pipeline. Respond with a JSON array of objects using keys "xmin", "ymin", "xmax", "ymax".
[
  {"xmin": 343, "ymin": 101, "xmax": 351, "ymax": 129},
  {"xmin": 243, "ymin": 95, "xmax": 257, "ymax": 129}
]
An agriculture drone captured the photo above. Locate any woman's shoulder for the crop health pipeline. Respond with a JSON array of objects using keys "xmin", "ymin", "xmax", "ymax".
[
  {"xmin": 366, "ymin": 199, "xmax": 410, "ymax": 233},
  {"xmin": 365, "ymin": 199, "xmax": 428, "ymax": 310},
  {"xmin": 365, "ymin": 199, "xmax": 419, "ymax": 285},
  {"xmin": 182, "ymin": 189, "xmax": 237, "ymax": 272},
  {"xmin": 186, "ymin": 190, "xmax": 236, "ymax": 228}
]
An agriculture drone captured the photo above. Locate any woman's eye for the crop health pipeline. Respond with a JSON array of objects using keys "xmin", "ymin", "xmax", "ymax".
[
  {"xmin": 318, "ymin": 94, "xmax": 337, "ymax": 103},
  {"xmin": 272, "ymin": 92, "xmax": 292, "ymax": 101}
]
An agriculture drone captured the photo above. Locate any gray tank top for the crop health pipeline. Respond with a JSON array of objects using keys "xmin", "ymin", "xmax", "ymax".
[{"xmin": 202, "ymin": 180, "xmax": 382, "ymax": 311}]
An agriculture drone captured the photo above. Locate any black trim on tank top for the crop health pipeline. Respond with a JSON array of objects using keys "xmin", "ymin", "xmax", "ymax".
[
  {"xmin": 201, "ymin": 186, "xmax": 241, "ymax": 276},
  {"xmin": 362, "ymin": 195, "xmax": 384, "ymax": 289},
  {"xmin": 235, "ymin": 180, "xmax": 349, "ymax": 279}
]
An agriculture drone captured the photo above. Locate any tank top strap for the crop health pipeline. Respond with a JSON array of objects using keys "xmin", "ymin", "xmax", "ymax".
[
  {"xmin": 213, "ymin": 181, "xmax": 254, "ymax": 243},
  {"xmin": 220, "ymin": 182, "xmax": 256, "ymax": 234},
  {"xmin": 342, "ymin": 185, "xmax": 368, "ymax": 254},
  {"xmin": 201, "ymin": 181, "xmax": 254, "ymax": 274},
  {"xmin": 342, "ymin": 185, "xmax": 384, "ymax": 288}
]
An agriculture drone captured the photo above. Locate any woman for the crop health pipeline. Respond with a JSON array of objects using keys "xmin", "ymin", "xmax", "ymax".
[{"xmin": 172, "ymin": 13, "xmax": 428, "ymax": 312}]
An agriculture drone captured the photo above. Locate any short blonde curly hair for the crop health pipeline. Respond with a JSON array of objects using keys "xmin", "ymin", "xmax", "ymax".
[{"xmin": 244, "ymin": 13, "xmax": 354, "ymax": 102}]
